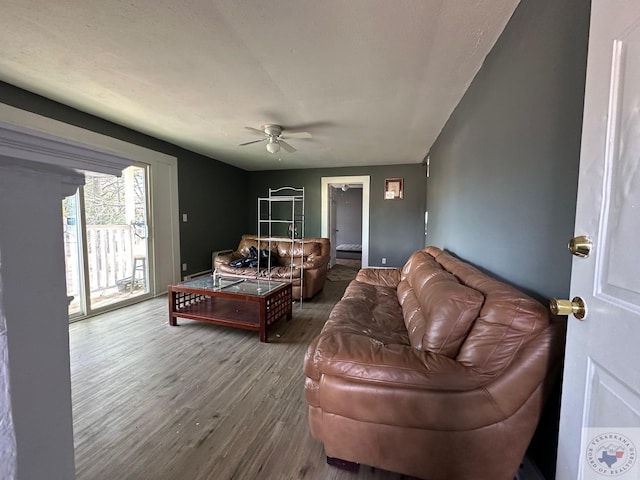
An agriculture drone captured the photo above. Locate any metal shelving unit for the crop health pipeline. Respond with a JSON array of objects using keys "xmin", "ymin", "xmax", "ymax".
[{"xmin": 257, "ymin": 186, "xmax": 305, "ymax": 305}]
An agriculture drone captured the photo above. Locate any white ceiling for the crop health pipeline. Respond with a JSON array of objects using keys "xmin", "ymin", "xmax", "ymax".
[{"xmin": 0, "ymin": 0, "xmax": 519, "ymax": 171}]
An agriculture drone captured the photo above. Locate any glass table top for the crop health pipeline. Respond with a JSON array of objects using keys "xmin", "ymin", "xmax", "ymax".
[{"xmin": 179, "ymin": 275, "xmax": 286, "ymax": 296}]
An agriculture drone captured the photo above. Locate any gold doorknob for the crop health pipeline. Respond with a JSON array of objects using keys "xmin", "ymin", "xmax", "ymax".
[
  {"xmin": 550, "ymin": 297, "xmax": 587, "ymax": 320},
  {"xmin": 568, "ymin": 235, "xmax": 592, "ymax": 258}
]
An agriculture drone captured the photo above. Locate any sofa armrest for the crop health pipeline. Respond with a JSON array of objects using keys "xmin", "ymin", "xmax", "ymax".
[
  {"xmin": 305, "ymin": 323, "xmax": 564, "ymax": 430},
  {"xmin": 355, "ymin": 268, "xmax": 401, "ymax": 288},
  {"xmin": 213, "ymin": 250, "xmax": 240, "ymax": 269},
  {"xmin": 302, "ymin": 255, "xmax": 330, "ymax": 270},
  {"xmin": 305, "ymin": 332, "xmax": 487, "ymax": 390},
  {"xmin": 305, "ymin": 333, "xmax": 509, "ymax": 431}
]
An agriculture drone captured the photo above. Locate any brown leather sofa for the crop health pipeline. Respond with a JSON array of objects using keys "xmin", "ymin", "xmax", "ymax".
[
  {"xmin": 214, "ymin": 234, "xmax": 330, "ymax": 300},
  {"xmin": 304, "ymin": 246, "xmax": 565, "ymax": 480}
]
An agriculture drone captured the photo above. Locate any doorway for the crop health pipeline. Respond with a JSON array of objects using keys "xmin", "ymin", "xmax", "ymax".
[
  {"xmin": 321, "ymin": 176, "xmax": 370, "ymax": 267},
  {"xmin": 333, "ymin": 184, "xmax": 363, "ymax": 268},
  {"xmin": 63, "ymin": 164, "xmax": 152, "ymax": 319}
]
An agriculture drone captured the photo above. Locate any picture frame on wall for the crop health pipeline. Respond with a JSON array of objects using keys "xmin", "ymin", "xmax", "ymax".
[{"xmin": 384, "ymin": 178, "xmax": 403, "ymax": 200}]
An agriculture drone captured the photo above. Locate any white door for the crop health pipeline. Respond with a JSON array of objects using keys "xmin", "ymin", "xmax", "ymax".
[{"xmin": 556, "ymin": 1, "xmax": 640, "ymax": 479}]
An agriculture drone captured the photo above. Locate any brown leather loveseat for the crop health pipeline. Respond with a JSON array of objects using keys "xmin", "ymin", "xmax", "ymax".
[
  {"xmin": 304, "ymin": 246, "xmax": 565, "ymax": 480},
  {"xmin": 214, "ymin": 234, "xmax": 330, "ymax": 300}
]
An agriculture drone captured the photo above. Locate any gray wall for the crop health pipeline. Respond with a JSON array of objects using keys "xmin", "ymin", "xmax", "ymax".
[
  {"xmin": 248, "ymin": 164, "xmax": 426, "ymax": 267},
  {"xmin": 0, "ymin": 81, "xmax": 250, "ymax": 277},
  {"xmin": 427, "ymin": 0, "xmax": 590, "ymax": 301},
  {"xmin": 177, "ymin": 156, "xmax": 250, "ymax": 274}
]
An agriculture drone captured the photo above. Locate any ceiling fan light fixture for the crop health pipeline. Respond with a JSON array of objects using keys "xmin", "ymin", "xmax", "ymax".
[
  {"xmin": 266, "ymin": 138, "xmax": 280, "ymax": 154},
  {"xmin": 240, "ymin": 124, "xmax": 310, "ymax": 154}
]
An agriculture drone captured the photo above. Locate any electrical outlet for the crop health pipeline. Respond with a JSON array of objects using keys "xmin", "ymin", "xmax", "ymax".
[
  {"xmin": 182, "ymin": 263, "xmax": 187, "ymax": 271},
  {"xmin": 182, "ymin": 213, "xmax": 188, "ymax": 222},
  {"xmin": 382, "ymin": 257, "xmax": 387, "ymax": 265}
]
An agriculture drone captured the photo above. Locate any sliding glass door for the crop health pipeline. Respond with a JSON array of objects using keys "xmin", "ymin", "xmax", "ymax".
[
  {"xmin": 63, "ymin": 193, "xmax": 85, "ymax": 317},
  {"xmin": 63, "ymin": 164, "xmax": 151, "ymax": 319}
]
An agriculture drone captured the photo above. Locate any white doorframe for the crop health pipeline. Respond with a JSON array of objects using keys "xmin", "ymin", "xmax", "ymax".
[{"xmin": 321, "ymin": 176, "xmax": 370, "ymax": 267}]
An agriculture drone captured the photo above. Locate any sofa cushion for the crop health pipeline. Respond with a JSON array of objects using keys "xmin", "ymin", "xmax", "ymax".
[
  {"xmin": 277, "ymin": 240, "xmax": 321, "ymax": 259},
  {"xmin": 401, "ymin": 249, "xmax": 442, "ymax": 280},
  {"xmin": 398, "ymin": 252, "xmax": 484, "ymax": 357},
  {"xmin": 355, "ymin": 268, "xmax": 402, "ymax": 288},
  {"xmin": 324, "ymin": 281, "xmax": 409, "ymax": 347},
  {"xmin": 424, "ymin": 248, "xmax": 551, "ymax": 373},
  {"xmin": 237, "ymin": 239, "xmax": 258, "ymax": 257},
  {"xmin": 415, "ymin": 277, "xmax": 484, "ymax": 356}
]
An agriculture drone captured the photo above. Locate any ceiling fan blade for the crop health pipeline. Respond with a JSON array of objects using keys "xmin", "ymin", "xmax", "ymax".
[
  {"xmin": 244, "ymin": 127, "xmax": 266, "ymax": 136},
  {"xmin": 239, "ymin": 138, "xmax": 266, "ymax": 146},
  {"xmin": 281, "ymin": 131, "xmax": 312, "ymax": 139},
  {"xmin": 279, "ymin": 140, "xmax": 296, "ymax": 153}
]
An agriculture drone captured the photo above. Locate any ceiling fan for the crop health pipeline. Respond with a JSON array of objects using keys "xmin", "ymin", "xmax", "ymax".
[{"xmin": 239, "ymin": 124, "xmax": 312, "ymax": 154}]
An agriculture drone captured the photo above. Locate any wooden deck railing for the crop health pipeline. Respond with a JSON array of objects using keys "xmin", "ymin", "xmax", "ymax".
[{"xmin": 64, "ymin": 225, "xmax": 144, "ymax": 293}]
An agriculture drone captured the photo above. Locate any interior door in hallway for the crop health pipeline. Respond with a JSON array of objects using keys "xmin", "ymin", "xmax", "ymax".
[{"xmin": 556, "ymin": 1, "xmax": 640, "ymax": 478}]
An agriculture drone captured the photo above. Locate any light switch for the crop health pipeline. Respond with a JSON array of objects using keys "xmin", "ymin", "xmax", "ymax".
[{"xmin": 182, "ymin": 213, "xmax": 188, "ymax": 222}]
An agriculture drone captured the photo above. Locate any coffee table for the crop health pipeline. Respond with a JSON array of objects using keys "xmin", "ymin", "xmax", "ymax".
[{"xmin": 168, "ymin": 276, "xmax": 292, "ymax": 342}]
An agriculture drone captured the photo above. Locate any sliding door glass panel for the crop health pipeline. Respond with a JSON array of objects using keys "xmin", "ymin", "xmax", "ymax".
[
  {"xmin": 84, "ymin": 165, "xmax": 150, "ymax": 310},
  {"xmin": 63, "ymin": 192, "xmax": 85, "ymax": 318}
]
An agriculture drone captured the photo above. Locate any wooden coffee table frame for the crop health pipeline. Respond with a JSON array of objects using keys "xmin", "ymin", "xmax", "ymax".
[{"xmin": 168, "ymin": 279, "xmax": 292, "ymax": 342}]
